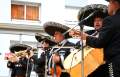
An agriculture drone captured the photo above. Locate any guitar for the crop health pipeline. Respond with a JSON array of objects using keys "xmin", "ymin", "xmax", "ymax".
[
  {"xmin": 63, "ymin": 47, "xmax": 104, "ymax": 77},
  {"xmin": 63, "ymin": 30, "xmax": 104, "ymax": 77}
]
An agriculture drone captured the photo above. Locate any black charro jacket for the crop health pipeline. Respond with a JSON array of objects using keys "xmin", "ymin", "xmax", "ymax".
[{"xmin": 86, "ymin": 9, "xmax": 120, "ymax": 63}]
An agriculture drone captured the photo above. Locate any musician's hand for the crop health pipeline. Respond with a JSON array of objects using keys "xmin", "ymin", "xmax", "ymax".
[
  {"xmin": 80, "ymin": 32, "xmax": 88, "ymax": 40},
  {"xmin": 26, "ymin": 50, "xmax": 34, "ymax": 59},
  {"xmin": 69, "ymin": 30, "xmax": 75, "ymax": 36},
  {"xmin": 52, "ymin": 54, "xmax": 60, "ymax": 63},
  {"xmin": 69, "ymin": 30, "xmax": 80, "ymax": 37},
  {"xmin": 8, "ymin": 54, "xmax": 19, "ymax": 62},
  {"xmin": 69, "ymin": 30, "xmax": 88, "ymax": 40},
  {"xmin": 30, "ymin": 50, "xmax": 34, "ymax": 57}
]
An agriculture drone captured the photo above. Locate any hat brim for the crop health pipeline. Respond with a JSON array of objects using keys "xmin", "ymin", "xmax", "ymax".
[
  {"xmin": 10, "ymin": 44, "xmax": 31, "ymax": 53},
  {"xmin": 106, "ymin": 0, "xmax": 120, "ymax": 3},
  {"xmin": 35, "ymin": 34, "xmax": 50, "ymax": 42},
  {"xmin": 42, "ymin": 38, "xmax": 57, "ymax": 46},
  {"xmin": 35, "ymin": 35, "xmax": 56, "ymax": 46},
  {"xmin": 78, "ymin": 4, "xmax": 108, "ymax": 27},
  {"xmin": 105, "ymin": 0, "xmax": 109, "ymax": 1},
  {"xmin": 44, "ymin": 21, "xmax": 71, "ymax": 38}
]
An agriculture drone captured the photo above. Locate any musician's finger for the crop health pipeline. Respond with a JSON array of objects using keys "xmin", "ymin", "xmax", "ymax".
[
  {"xmin": 30, "ymin": 50, "xmax": 34, "ymax": 56},
  {"xmin": 52, "ymin": 54, "xmax": 60, "ymax": 63},
  {"xmin": 80, "ymin": 32, "xmax": 88, "ymax": 40},
  {"xmin": 69, "ymin": 30, "xmax": 75, "ymax": 36}
]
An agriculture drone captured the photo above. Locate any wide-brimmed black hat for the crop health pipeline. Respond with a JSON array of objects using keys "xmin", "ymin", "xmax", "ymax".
[
  {"xmin": 78, "ymin": 4, "xmax": 108, "ymax": 27},
  {"xmin": 43, "ymin": 21, "xmax": 71, "ymax": 38},
  {"xmin": 106, "ymin": 0, "xmax": 120, "ymax": 3},
  {"xmin": 10, "ymin": 44, "xmax": 31, "ymax": 53},
  {"xmin": 35, "ymin": 34, "xmax": 56, "ymax": 46}
]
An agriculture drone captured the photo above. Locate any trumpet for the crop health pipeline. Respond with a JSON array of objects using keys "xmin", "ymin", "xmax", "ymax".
[
  {"xmin": 15, "ymin": 50, "xmax": 28, "ymax": 57},
  {"xmin": 5, "ymin": 48, "xmax": 37, "ymax": 62}
]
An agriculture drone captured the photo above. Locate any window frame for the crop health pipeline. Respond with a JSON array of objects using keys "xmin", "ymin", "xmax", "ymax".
[{"xmin": 11, "ymin": 2, "xmax": 40, "ymax": 21}]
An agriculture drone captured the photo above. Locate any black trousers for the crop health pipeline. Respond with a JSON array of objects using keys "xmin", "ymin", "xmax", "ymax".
[
  {"xmin": 88, "ymin": 64, "xmax": 109, "ymax": 77},
  {"xmin": 88, "ymin": 61, "xmax": 120, "ymax": 77},
  {"xmin": 60, "ymin": 72, "xmax": 70, "ymax": 77},
  {"xmin": 37, "ymin": 73, "xmax": 45, "ymax": 77},
  {"xmin": 109, "ymin": 61, "xmax": 120, "ymax": 77}
]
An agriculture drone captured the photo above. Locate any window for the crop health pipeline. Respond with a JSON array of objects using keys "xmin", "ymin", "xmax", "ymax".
[
  {"xmin": 26, "ymin": 6, "xmax": 39, "ymax": 21},
  {"xmin": 11, "ymin": 4, "xmax": 40, "ymax": 21},
  {"xmin": 11, "ymin": 4, "xmax": 24, "ymax": 19}
]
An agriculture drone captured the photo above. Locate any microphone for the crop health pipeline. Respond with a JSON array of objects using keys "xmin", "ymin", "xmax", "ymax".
[{"xmin": 78, "ymin": 10, "xmax": 97, "ymax": 28}]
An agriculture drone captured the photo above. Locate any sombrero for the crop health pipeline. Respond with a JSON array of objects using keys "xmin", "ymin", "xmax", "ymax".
[
  {"xmin": 10, "ymin": 44, "xmax": 31, "ymax": 53},
  {"xmin": 106, "ymin": 0, "xmax": 120, "ymax": 3},
  {"xmin": 35, "ymin": 33, "xmax": 56, "ymax": 46},
  {"xmin": 78, "ymin": 4, "xmax": 108, "ymax": 27},
  {"xmin": 43, "ymin": 21, "xmax": 71, "ymax": 38}
]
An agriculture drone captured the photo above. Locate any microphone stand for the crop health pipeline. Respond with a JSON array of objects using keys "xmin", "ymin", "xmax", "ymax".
[
  {"xmin": 26, "ymin": 50, "xmax": 32, "ymax": 77},
  {"xmin": 79, "ymin": 24, "xmax": 85, "ymax": 77},
  {"xmin": 81, "ymin": 24, "xmax": 84, "ymax": 77},
  {"xmin": 62, "ymin": 11, "xmax": 96, "ymax": 77},
  {"xmin": 44, "ymin": 47, "xmax": 52, "ymax": 77},
  {"xmin": 78, "ymin": 11, "xmax": 96, "ymax": 77},
  {"xmin": 45, "ymin": 51, "xmax": 48, "ymax": 77},
  {"xmin": 26, "ymin": 56, "xmax": 30, "ymax": 77}
]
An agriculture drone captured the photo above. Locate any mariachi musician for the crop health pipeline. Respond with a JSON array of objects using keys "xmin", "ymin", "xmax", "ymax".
[
  {"xmin": 7, "ymin": 44, "xmax": 33, "ymax": 77},
  {"xmin": 75, "ymin": 4, "xmax": 109, "ymax": 77},
  {"xmin": 75, "ymin": 0, "xmax": 120, "ymax": 77},
  {"xmin": 43, "ymin": 21, "xmax": 75, "ymax": 77},
  {"xmin": 32, "ymin": 34, "xmax": 56, "ymax": 77}
]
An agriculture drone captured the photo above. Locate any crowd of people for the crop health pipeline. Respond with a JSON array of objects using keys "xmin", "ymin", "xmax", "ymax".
[{"xmin": 6, "ymin": 0, "xmax": 120, "ymax": 77}]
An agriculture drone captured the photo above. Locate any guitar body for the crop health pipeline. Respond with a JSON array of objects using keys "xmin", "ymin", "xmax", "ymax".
[{"xmin": 63, "ymin": 47, "xmax": 104, "ymax": 77}]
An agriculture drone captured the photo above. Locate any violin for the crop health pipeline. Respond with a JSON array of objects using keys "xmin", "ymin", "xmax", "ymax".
[
  {"xmin": 50, "ymin": 53, "xmax": 62, "ymax": 77},
  {"xmin": 50, "ymin": 64, "xmax": 62, "ymax": 77}
]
